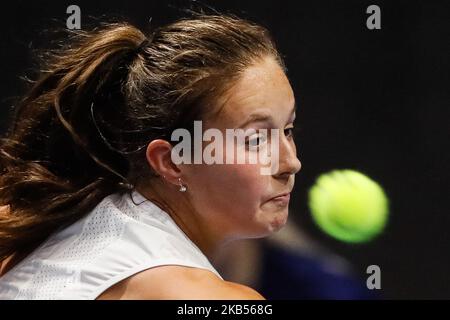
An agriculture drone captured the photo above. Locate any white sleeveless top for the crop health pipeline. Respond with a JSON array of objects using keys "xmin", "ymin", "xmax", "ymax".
[{"xmin": 0, "ymin": 190, "xmax": 222, "ymax": 299}]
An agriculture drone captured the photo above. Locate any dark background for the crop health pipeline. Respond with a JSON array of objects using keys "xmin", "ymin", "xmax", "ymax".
[{"xmin": 0, "ymin": 0, "xmax": 448, "ymax": 299}]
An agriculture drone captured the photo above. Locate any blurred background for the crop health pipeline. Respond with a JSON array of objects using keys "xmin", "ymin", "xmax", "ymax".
[{"xmin": 0, "ymin": 0, "xmax": 449, "ymax": 299}]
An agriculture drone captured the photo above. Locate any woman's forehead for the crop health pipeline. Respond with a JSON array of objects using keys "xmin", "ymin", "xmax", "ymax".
[{"xmin": 210, "ymin": 57, "xmax": 295, "ymax": 127}]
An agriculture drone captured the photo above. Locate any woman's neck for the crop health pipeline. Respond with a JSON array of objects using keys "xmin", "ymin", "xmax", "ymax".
[{"xmin": 136, "ymin": 181, "xmax": 226, "ymax": 261}]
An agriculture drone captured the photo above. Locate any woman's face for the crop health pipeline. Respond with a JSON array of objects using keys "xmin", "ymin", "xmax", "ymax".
[{"xmin": 182, "ymin": 55, "xmax": 301, "ymax": 240}]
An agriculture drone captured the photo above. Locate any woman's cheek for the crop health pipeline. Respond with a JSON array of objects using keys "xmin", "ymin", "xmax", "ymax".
[
  {"xmin": 229, "ymin": 162, "xmax": 268, "ymax": 202},
  {"xmin": 189, "ymin": 159, "xmax": 268, "ymax": 215}
]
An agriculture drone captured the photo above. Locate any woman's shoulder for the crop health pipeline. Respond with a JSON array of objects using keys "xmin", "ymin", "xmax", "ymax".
[{"xmin": 96, "ymin": 265, "xmax": 265, "ymax": 300}]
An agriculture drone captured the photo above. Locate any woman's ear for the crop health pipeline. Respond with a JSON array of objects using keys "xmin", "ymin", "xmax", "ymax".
[{"xmin": 145, "ymin": 139, "xmax": 182, "ymax": 184}]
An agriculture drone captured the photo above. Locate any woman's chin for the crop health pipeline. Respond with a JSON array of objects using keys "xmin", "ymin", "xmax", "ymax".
[
  {"xmin": 268, "ymin": 209, "xmax": 289, "ymax": 232},
  {"xmin": 234, "ymin": 208, "xmax": 289, "ymax": 239},
  {"xmin": 257, "ymin": 208, "xmax": 289, "ymax": 235}
]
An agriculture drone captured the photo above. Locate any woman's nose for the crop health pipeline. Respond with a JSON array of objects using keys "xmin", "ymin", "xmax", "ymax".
[{"xmin": 275, "ymin": 137, "xmax": 301, "ymax": 178}]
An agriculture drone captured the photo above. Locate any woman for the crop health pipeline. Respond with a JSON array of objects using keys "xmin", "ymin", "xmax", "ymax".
[{"xmin": 0, "ymin": 13, "xmax": 301, "ymax": 299}]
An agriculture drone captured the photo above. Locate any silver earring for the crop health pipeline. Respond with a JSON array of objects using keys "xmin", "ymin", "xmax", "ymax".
[{"xmin": 178, "ymin": 178, "xmax": 187, "ymax": 192}]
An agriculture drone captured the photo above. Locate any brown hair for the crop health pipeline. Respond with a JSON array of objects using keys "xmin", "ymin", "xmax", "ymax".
[{"xmin": 0, "ymin": 13, "xmax": 285, "ymax": 261}]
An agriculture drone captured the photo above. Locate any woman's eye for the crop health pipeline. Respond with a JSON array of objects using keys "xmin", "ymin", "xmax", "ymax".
[
  {"xmin": 284, "ymin": 127, "xmax": 294, "ymax": 138},
  {"xmin": 246, "ymin": 134, "xmax": 267, "ymax": 148}
]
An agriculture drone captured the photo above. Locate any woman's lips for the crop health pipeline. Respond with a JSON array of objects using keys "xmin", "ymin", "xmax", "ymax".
[{"xmin": 269, "ymin": 193, "xmax": 291, "ymax": 206}]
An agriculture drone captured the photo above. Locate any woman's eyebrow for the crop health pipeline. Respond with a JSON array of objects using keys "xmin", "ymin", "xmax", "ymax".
[
  {"xmin": 236, "ymin": 113, "xmax": 273, "ymax": 129},
  {"xmin": 236, "ymin": 103, "xmax": 297, "ymax": 129}
]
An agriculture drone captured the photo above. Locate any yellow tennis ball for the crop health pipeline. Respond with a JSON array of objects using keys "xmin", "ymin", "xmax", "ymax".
[{"xmin": 308, "ymin": 169, "xmax": 389, "ymax": 243}]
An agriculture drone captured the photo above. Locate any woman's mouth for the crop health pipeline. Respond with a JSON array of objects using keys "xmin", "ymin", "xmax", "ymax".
[{"xmin": 269, "ymin": 193, "xmax": 291, "ymax": 206}]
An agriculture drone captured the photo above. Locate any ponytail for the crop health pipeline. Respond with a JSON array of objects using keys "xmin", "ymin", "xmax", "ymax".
[{"xmin": 0, "ymin": 22, "xmax": 149, "ymax": 260}]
